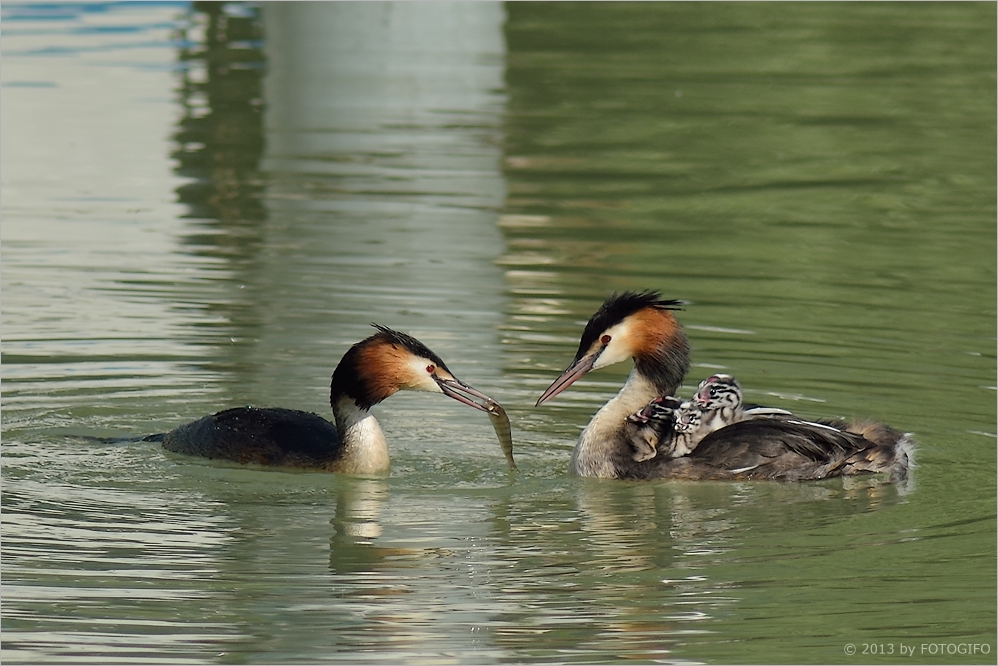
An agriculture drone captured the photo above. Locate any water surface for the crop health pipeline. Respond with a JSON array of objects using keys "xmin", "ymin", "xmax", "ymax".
[{"xmin": 2, "ymin": 2, "xmax": 995, "ymax": 664}]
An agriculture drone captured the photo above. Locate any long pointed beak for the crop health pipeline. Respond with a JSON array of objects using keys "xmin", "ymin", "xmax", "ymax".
[
  {"xmin": 436, "ymin": 376, "xmax": 493, "ymax": 412},
  {"xmin": 535, "ymin": 350, "xmax": 600, "ymax": 406}
]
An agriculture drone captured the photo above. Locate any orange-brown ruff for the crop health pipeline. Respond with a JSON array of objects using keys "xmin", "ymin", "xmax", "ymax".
[
  {"xmin": 629, "ymin": 306, "xmax": 682, "ymax": 358},
  {"xmin": 536, "ymin": 291, "xmax": 915, "ymax": 484},
  {"xmin": 355, "ymin": 337, "xmax": 434, "ymax": 400},
  {"xmin": 162, "ymin": 325, "xmax": 496, "ymax": 476}
]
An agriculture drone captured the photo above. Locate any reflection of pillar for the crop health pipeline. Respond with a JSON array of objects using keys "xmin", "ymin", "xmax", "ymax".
[
  {"xmin": 172, "ymin": 2, "xmax": 266, "ymax": 229},
  {"xmin": 253, "ymin": 2, "xmax": 509, "ymax": 407},
  {"xmin": 262, "ymin": 2, "xmax": 506, "ymax": 147},
  {"xmin": 170, "ymin": 1, "xmax": 269, "ymax": 382},
  {"xmin": 258, "ymin": 1, "xmax": 507, "ymax": 297}
]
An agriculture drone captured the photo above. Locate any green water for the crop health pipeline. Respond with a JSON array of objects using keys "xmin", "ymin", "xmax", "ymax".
[{"xmin": 2, "ymin": 2, "xmax": 994, "ymax": 664}]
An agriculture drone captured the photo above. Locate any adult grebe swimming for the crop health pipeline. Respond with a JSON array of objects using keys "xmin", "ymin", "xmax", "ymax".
[
  {"xmin": 162, "ymin": 325, "xmax": 499, "ymax": 475},
  {"xmin": 535, "ymin": 291, "xmax": 914, "ymax": 482}
]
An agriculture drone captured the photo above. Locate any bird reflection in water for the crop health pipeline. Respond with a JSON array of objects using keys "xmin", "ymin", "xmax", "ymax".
[
  {"xmin": 328, "ymin": 478, "xmax": 396, "ymax": 575},
  {"xmin": 327, "ymin": 478, "xmax": 456, "ymax": 578}
]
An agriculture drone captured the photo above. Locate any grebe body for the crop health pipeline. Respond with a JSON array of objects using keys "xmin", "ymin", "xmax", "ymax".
[{"xmin": 162, "ymin": 325, "xmax": 496, "ymax": 475}]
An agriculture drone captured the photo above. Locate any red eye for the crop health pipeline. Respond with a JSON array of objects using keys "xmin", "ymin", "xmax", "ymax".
[
  {"xmin": 601, "ymin": 335, "xmax": 611, "ymax": 345},
  {"xmin": 426, "ymin": 364, "xmax": 435, "ymax": 374}
]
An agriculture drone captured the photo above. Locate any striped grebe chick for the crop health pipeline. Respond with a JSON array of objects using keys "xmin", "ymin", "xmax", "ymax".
[{"xmin": 625, "ymin": 374, "xmax": 768, "ymax": 462}]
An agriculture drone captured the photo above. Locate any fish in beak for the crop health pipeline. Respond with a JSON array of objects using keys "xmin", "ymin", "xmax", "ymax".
[{"xmin": 435, "ymin": 375, "xmax": 494, "ymax": 412}]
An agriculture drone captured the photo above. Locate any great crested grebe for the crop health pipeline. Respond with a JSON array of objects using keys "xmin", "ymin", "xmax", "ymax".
[
  {"xmin": 535, "ymin": 291, "xmax": 915, "ymax": 482},
  {"xmin": 161, "ymin": 325, "xmax": 498, "ymax": 475}
]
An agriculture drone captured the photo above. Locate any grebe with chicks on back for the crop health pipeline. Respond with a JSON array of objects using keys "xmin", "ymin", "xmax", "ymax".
[{"xmin": 535, "ymin": 291, "xmax": 914, "ymax": 483}]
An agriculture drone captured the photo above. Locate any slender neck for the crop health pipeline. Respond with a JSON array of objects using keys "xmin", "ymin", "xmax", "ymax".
[
  {"xmin": 634, "ymin": 329, "xmax": 690, "ymax": 397},
  {"xmin": 571, "ymin": 368, "xmax": 661, "ymax": 478},
  {"xmin": 330, "ymin": 397, "xmax": 391, "ymax": 476}
]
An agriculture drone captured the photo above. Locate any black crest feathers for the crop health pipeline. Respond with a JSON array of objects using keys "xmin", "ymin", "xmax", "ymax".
[
  {"xmin": 575, "ymin": 291, "xmax": 684, "ymax": 361},
  {"xmin": 369, "ymin": 324, "xmax": 450, "ymax": 372}
]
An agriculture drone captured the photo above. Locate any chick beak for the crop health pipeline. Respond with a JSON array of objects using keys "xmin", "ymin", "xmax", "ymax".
[
  {"xmin": 435, "ymin": 376, "xmax": 493, "ymax": 412},
  {"xmin": 535, "ymin": 348, "xmax": 601, "ymax": 406}
]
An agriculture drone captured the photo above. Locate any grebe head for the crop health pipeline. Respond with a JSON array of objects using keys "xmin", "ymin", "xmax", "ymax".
[
  {"xmin": 674, "ymin": 402, "xmax": 703, "ymax": 433},
  {"xmin": 692, "ymin": 374, "xmax": 742, "ymax": 411},
  {"xmin": 535, "ymin": 290, "xmax": 690, "ymax": 405},
  {"xmin": 331, "ymin": 324, "xmax": 493, "ymax": 412}
]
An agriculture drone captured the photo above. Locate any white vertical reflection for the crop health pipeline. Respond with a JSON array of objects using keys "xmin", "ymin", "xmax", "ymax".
[
  {"xmin": 258, "ymin": 0, "xmax": 506, "ymax": 327},
  {"xmin": 247, "ymin": 1, "xmax": 508, "ymax": 424}
]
